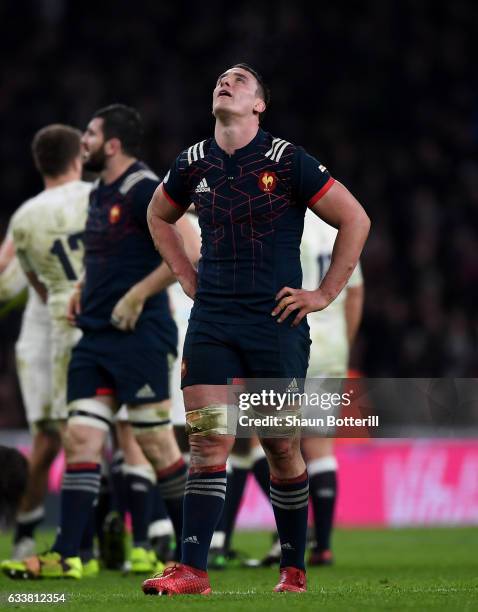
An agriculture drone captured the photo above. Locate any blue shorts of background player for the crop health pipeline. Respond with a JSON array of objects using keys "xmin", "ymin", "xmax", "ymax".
[{"xmin": 68, "ymin": 317, "xmax": 178, "ymax": 406}]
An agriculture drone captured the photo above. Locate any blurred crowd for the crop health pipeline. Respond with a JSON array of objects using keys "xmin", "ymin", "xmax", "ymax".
[{"xmin": 1, "ymin": 0, "xmax": 477, "ymax": 426}]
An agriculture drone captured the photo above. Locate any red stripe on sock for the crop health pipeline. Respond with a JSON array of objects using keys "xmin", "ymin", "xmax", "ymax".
[
  {"xmin": 156, "ymin": 457, "xmax": 186, "ymax": 480},
  {"xmin": 189, "ymin": 464, "xmax": 227, "ymax": 475},
  {"xmin": 270, "ymin": 469, "xmax": 308, "ymax": 485},
  {"xmin": 67, "ymin": 462, "xmax": 100, "ymax": 471}
]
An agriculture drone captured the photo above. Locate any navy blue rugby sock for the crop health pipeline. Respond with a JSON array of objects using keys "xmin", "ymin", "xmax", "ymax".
[{"xmin": 270, "ymin": 470, "xmax": 309, "ymax": 570}]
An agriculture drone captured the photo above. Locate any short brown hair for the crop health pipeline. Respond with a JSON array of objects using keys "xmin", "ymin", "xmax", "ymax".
[
  {"xmin": 232, "ymin": 63, "xmax": 270, "ymax": 106},
  {"xmin": 32, "ymin": 124, "xmax": 82, "ymax": 178}
]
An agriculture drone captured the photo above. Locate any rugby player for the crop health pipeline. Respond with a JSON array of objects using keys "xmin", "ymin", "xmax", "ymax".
[
  {"xmin": 0, "ymin": 125, "xmax": 89, "ymax": 564},
  {"xmin": 3, "ymin": 104, "xmax": 198, "ymax": 579},
  {"xmin": 143, "ymin": 63, "xmax": 370, "ymax": 595}
]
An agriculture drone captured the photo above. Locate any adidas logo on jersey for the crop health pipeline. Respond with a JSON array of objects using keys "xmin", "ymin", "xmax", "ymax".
[
  {"xmin": 183, "ymin": 535, "xmax": 199, "ymax": 545},
  {"xmin": 195, "ymin": 178, "xmax": 210, "ymax": 193},
  {"xmin": 135, "ymin": 384, "xmax": 156, "ymax": 399}
]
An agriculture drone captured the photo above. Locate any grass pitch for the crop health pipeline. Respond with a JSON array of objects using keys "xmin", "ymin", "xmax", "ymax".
[{"xmin": 0, "ymin": 528, "xmax": 477, "ymax": 611}]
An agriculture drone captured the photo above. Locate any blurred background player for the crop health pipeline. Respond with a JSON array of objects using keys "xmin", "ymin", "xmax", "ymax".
[
  {"xmin": 2, "ymin": 104, "xmax": 200, "ymax": 580},
  {"xmin": 144, "ymin": 63, "xmax": 370, "ymax": 595},
  {"xmin": 301, "ymin": 210, "xmax": 364, "ymax": 566},
  {"xmin": 0, "ymin": 240, "xmax": 52, "ymax": 560},
  {"xmin": 0, "ymin": 125, "xmax": 89, "ymax": 563},
  {"xmin": 0, "ymin": 446, "xmax": 29, "ymax": 531}
]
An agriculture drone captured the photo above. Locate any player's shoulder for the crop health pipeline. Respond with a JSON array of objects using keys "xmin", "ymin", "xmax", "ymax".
[
  {"xmin": 262, "ymin": 131, "xmax": 297, "ymax": 163},
  {"xmin": 10, "ymin": 193, "xmax": 42, "ymax": 229},
  {"xmin": 119, "ymin": 162, "xmax": 160, "ymax": 196},
  {"xmin": 178, "ymin": 137, "xmax": 213, "ymax": 168}
]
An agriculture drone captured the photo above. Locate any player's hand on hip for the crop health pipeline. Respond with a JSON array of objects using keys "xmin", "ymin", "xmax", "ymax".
[
  {"xmin": 179, "ymin": 269, "xmax": 198, "ymax": 300},
  {"xmin": 111, "ymin": 287, "xmax": 145, "ymax": 331},
  {"xmin": 66, "ymin": 285, "xmax": 82, "ymax": 326},
  {"xmin": 272, "ymin": 287, "xmax": 332, "ymax": 327}
]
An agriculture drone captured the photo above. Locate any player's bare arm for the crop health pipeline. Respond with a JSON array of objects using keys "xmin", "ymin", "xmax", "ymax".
[
  {"xmin": 274, "ymin": 181, "xmax": 370, "ymax": 327},
  {"xmin": 113, "ymin": 213, "xmax": 201, "ymax": 331},
  {"xmin": 0, "ymin": 235, "xmax": 15, "ymax": 273},
  {"xmin": 345, "ymin": 282, "xmax": 364, "ymax": 347},
  {"xmin": 0, "ymin": 237, "xmax": 27, "ymax": 302},
  {"xmin": 147, "ymin": 184, "xmax": 198, "ymax": 299},
  {"xmin": 66, "ymin": 273, "xmax": 84, "ymax": 326},
  {"xmin": 22, "ymin": 269, "xmax": 47, "ymax": 303}
]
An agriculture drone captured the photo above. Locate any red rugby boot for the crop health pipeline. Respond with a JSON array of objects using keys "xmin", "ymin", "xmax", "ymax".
[
  {"xmin": 308, "ymin": 548, "xmax": 334, "ymax": 566},
  {"xmin": 142, "ymin": 563, "xmax": 212, "ymax": 596},
  {"xmin": 273, "ymin": 566, "xmax": 307, "ymax": 593}
]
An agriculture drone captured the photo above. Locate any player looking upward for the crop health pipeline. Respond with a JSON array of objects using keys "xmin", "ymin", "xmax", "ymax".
[{"xmin": 143, "ymin": 63, "xmax": 370, "ymax": 595}]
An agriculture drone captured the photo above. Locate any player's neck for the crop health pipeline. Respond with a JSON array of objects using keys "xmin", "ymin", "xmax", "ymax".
[
  {"xmin": 102, "ymin": 155, "xmax": 137, "ymax": 185},
  {"xmin": 214, "ymin": 118, "xmax": 259, "ymax": 156},
  {"xmin": 43, "ymin": 170, "xmax": 80, "ymax": 190}
]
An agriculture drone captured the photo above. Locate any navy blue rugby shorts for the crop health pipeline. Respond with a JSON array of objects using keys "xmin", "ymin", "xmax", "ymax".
[
  {"xmin": 180, "ymin": 316, "xmax": 310, "ymax": 388},
  {"xmin": 67, "ymin": 317, "xmax": 177, "ymax": 406}
]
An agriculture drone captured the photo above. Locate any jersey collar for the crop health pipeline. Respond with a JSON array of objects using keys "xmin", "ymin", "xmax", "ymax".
[{"xmin": 211, "ymin": 128, "xmax": 267, "ymax": 159}]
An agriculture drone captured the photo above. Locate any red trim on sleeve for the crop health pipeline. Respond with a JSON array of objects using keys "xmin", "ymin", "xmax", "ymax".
[
  {"xmin": 161, "ymin": 183, "xmax": 185, "ymax": 211},
  {"xmin": 307, "ymin": 177, "xmax": 335, "ymax": 207}
]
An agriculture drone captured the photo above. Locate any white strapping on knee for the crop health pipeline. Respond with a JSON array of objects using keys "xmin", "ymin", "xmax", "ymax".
[
  {"xmin": 127, "ymin": 402, "xmax": 172, "ymax": 433},
  {"xmin": 122, "ymin": 462, "xmax": 157, "ymax": 484},
  {"xmin": 16, "ymin": 506, "xmax": 45, "ymax": 524},
  {"xmin": 307, "ymin": 456, "xmax": 338, "ymax": 475},
  {"xmin": 68, "ymin": 399, "xmax": 113, "ymax": 432}
]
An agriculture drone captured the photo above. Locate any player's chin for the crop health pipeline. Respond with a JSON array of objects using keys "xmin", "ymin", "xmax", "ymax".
[{"xmin": 213, "ymin": 100, "xmax": 234, "ymax": 117}]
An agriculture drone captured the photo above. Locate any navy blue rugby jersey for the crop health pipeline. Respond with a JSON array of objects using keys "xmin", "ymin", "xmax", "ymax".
[
  {"xmin": 162, "ymin": 128, "xmax": 335, "ymax": 324},
  {"xmin": 78, "ymin": 161, "xmax": 172, "ymax": 331}
]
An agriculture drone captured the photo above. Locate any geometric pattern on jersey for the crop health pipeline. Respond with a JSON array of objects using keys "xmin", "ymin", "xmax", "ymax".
[{"xmin": 163, "ymin": 129, "xmax": 333, "ymax": 323}]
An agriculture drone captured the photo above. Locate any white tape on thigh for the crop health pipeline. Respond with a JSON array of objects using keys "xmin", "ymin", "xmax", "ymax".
[
  {"xmin": 127, "ymin": 401, "xmax": 172, "ymax": 433},
  {"xmin": 68, "ymin": 399, "xmax": 113, "ymax": 432}
]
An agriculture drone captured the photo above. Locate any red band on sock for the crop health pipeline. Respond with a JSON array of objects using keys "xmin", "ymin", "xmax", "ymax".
[
  {"xmin": 189, "ymin": 464, "xmax": 226, "ymax": 475},
  {"xmin": 156, "ymin": 457, "xmax": 186, "ymax": 479},
  {"xmin": 67, "ymin": 462, "xmax": 100, "ymax": 471},
  {"xmin": 270, "ymin": 469, "xmax": 308, "ymax": 485}
]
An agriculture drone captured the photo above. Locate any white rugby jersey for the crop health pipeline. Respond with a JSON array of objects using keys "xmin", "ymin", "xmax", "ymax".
[
  {"xmin": 10, "ymin": 180, "xmax": 91, "ymax": 320},
  {"xmin": 301, "ymin": 209, "xmax": 363, "ymax": 376}
]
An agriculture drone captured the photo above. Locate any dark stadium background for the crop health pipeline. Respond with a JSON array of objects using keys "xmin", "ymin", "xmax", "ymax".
[{"xmin": 1, "ymin": 0, "xmax": 477, "ymax": 427}]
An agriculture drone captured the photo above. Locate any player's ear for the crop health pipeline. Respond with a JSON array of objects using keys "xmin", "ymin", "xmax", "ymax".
[
  {"xmin": 104, "ymin": 137, "xmax": 121, "ymax": 156},
  {"xmin": 254, "ymin": 99, "xmax": 266, "ymax": 115}
]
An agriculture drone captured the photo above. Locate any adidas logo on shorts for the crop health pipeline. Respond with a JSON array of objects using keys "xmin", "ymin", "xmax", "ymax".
[
  {"xmin": 281, "ymin": 542, "xmax": 295, "ymax": 550},
  {"xmin": 183, "ymin": 535, "xmax": 199, "ymax": 544},
  {"xmin": 195, "ymin": 178, "xmax": 210, "ymax": 193},
  {"xmin": 135, "ymin": 384, "xmax": 156, "ymax": 399}
]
